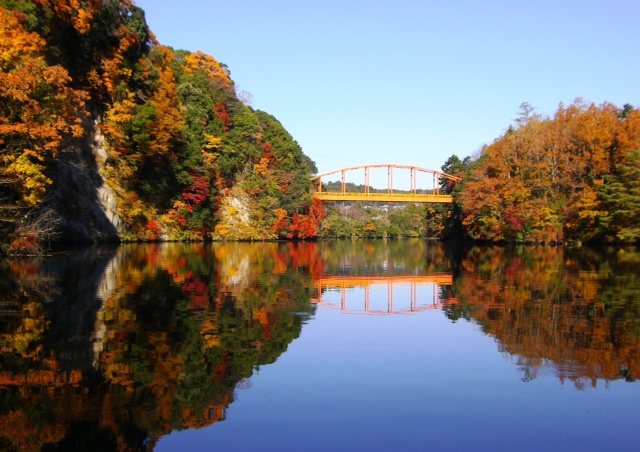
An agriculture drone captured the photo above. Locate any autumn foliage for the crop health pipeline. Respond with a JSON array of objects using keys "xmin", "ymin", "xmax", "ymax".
[
  {"xmin": 0, "ymin": 6, "xmax": 87, "ymax": 250},
  {"xmin": 0, "ymin": 0, "xmax": 321, "ymax": 250},
  {"xmin": 455, "ymin": 101, "xmax": 640, "ymax": 243},
  {"xmin": 2, "ymin": 1, "xmax": 639, "ymax": 249}
]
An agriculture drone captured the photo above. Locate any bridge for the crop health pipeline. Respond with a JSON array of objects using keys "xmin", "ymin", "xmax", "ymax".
[
  {"xmin": 311, "ymin": 274, "xmax": 457, "ymax": 315},
  {"xmin": 311, "ymin": 164, "xmax": 461, "ymax": 203}
]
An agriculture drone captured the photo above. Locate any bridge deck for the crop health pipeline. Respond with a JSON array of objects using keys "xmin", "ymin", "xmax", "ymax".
[{"xmin": 313, "ymin": 192, "xmax": 454, "ymax": 203}]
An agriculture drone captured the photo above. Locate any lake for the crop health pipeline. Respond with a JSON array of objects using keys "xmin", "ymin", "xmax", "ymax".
[{"xmin": 0, "ymin": 240, "xmax": 639, "ymax": 451}]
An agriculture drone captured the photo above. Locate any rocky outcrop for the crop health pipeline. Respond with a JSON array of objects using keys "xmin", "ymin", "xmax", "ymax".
[
  {"xmin": 48, "ymin": 119, "xmax": 120, "ymax": 243},
  {"xmin": 212, "ymin": 186, "xmax": 269, "ymax": 240}
]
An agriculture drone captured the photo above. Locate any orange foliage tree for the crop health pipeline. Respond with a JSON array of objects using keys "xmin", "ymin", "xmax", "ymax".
[
  {"xmin": 0, "ymin": 7, "xmax": 87, "ymax": 249},
  {"xmin": 458, "ymin": 100, "xmax": 640, "ymax": 243},
  {"xmin": 33, "ymin": 0, "xmax": 102, "ymax": 35}
]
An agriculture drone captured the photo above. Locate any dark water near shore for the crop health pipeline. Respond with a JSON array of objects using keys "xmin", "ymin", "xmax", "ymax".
[{"xmin": 0, "ymin": 240, "xmax": 639, "ymax": 451}]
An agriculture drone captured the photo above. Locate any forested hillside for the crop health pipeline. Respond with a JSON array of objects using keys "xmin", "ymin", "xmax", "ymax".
[
  {"xmin": 2, "ymin": 2, "xmax": 639, "ymax": 252},
  {"xmin": 1, "ymin": 0, "xmax": 320, "ymax": 254},
  {"xmin": 453, "ymin": 101, "xmax": 640, "ymax": 244}
]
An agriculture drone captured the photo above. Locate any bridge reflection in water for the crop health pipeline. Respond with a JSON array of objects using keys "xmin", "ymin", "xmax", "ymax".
[{"xmin": 312, "ymin": 274, "xmax": 456, "ymax": 314}]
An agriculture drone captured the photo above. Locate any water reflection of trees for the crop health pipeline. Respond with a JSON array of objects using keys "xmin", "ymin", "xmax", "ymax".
[
  {"xmin": 316, "ymin": 238, "xmax": 460, "ymax": 276},
  {"xmin": 3, "ymin": 241, "xmax": 638, "ymax": 449},
  {"xmin": 0, "ymin": 243, "xmax": 318, "ymax": 451},
  {"xmin": 447, "ymin": 246, "xmax": 640, "ymax": 388}
]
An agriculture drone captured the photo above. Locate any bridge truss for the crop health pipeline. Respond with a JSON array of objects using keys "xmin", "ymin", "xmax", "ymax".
[{"xmin": 311, "ymin": 164, "xmax": 461, "ymax": 203}]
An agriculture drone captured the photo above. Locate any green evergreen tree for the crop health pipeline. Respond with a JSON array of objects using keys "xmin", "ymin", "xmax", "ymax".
[{"xmin": 599, "ymin": 149, "xmax": 640, "ymax": 242}]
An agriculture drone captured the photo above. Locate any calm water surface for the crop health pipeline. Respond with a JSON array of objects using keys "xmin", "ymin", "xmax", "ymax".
[{"xmin": 0, "ymin": 240, "xmax": 639, "ymax": 451}]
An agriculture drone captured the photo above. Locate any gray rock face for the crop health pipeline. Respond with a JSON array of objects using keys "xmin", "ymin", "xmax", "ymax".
[{"xmin": 48, "ymin": 120, "xmax": 120, "ymax": 243}]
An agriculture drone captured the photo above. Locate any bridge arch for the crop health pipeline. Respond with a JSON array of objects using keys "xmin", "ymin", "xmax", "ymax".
[{"xmin": 311, "ymin": 164, "xmax": 461, "ymax": 204}]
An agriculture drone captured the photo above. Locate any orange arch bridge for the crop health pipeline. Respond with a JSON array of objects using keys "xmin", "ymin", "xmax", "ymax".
[
  {"xmin": 311, "ymin": 274, "xmax": 457, "ymax": 315},
  {"xmin": 311, "ymin": 164, "xmax": 461, "ymax": 203}
]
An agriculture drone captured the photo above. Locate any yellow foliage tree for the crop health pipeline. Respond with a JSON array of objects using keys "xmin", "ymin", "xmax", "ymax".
[
  {"xmin": 201, "ymin": 133, "xmax": 222, "ymax": 169},
  {"xmin": 182, "ymin": 51, "xmax": 232, "ymax": 89},
  {"xmin": 146, "ymin": 47, "xmax": 184, "ymax": 156}
]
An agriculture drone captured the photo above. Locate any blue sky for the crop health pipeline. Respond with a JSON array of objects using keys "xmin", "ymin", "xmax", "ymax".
[{"xmin": 134, "ymin": 0, "xmax": 639, "ymax": 183}]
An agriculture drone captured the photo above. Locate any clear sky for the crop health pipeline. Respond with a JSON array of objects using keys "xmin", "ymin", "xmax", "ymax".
[{"xmin": 134, "ymin": 0, "xmax": 639, "ymax": 179}]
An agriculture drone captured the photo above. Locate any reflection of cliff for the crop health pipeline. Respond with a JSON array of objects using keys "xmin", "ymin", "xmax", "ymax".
[
  {"xmin": 0, "ymin": 242, "xmax": 317, "ymax": 450},
  {"xmin": 449, "ymin": 246, "xmax": 640, "ymax": 388},
  {"xmin": 0, "ymin": 247, "xmax": 117, "ymax": 451}
]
